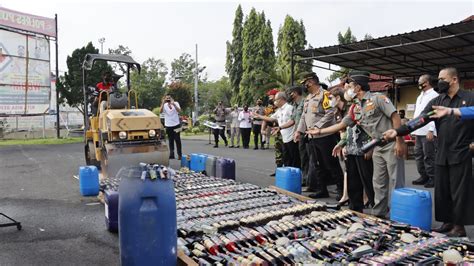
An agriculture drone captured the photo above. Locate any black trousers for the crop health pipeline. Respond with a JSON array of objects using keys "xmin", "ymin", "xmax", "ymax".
[
  {"xmin": 213, "ymin": 125, "xmax": 227, "ymax": 146},
  {"xmin": 165, "ymin": 124, "xmax": 182, "ymax": 158},
  {"xmin": 346, "ymin": 155, "xmax": 375, "ymax": 213},
  {"xmin": 299, "ymin": 137, "xmax": 309, "ymax": 184},
  {"xmin": 283, "ymin": 141, "xmax": 300, "ymax": 168},
  {"xmin": 307, "ymin": 135, "xmax": 343, "ymax": 192},
  {"xmin": 414, "ymin": 136, "xmax": 436, "ymax": 180},
  {"xmin": 240, "ymin": 128, "xmax": 251, "ymax": 148},
  {"xmin": 435, "ymin": 160, "xmax": 474, "ymax": 225},
  {"xmin": 252, "ymin": 124, "xmax": 262, "ymax": 148}
]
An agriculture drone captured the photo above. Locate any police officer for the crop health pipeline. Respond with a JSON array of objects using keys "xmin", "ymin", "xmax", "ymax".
[
  {"xmin": 294, "ymin": 72, "xmax": 343, "ymax": 199},
  {"xmin": 252, "ymin": 99, "xmax": 265, "ymax": 150},
  {"xmin": 308, "ymin": 71, "xmax": 406, "ymax": 218},
  {"xmin": 213, "ymin": 101, "xmax": 228, "ymax": 148}
]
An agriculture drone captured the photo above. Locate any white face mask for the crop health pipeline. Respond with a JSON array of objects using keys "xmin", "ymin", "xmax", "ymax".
[
  {"xmin": 329, "ymin": 98, "xmax": 337, "ymax": 108},
  {"xmin": 346, "ymin": 88, "xmax": 357, "ymax": 100}
]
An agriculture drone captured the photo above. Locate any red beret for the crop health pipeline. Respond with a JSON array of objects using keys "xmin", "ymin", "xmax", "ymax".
[{"xmin": 266, "ymin": 89, "xmax": 279, "ymax": 96}]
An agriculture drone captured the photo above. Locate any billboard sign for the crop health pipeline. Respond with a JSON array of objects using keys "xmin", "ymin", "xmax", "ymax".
[{"xmin": 0, "ymin": 29, "xmax": 51, "ymax": 114}]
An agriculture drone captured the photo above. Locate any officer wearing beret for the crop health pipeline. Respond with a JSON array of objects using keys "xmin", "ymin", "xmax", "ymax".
[
  {"xmin": 307, "ymin": 70, "xmax": 406, "ymax": 218},
  {"xmin": 294, "ymin": 72, "xmax": 343, "ymax": 199}
]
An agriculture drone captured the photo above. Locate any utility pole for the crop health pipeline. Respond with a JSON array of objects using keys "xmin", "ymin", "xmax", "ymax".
[
  {"xmin": 193, "ymin": 44, "xmax": 199, "ymax": 126},
  {"xmin": 98, "ymin": 37, "xmax": 105, "ymax": 54}
]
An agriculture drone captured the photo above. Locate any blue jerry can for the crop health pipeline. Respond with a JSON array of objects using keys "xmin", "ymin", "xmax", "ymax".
[
  {"xmin": 118, "ymin": 166, "xmax": 177, "ymax": 266},
  {"xmin": 79, "ymin": 166, "xmax": 99, "ymax": 196},
  {"xmin": 275, "ymin": 167, "xmax": 302, "ymax": 194},
  {"xmin": 390, "ymin": 188, "xmax": 432, "ymax": 231}
]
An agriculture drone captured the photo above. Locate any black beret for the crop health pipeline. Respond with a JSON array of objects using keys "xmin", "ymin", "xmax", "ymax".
[{"xmin": 348, "ymin": 70, "xmax": 370, "ymax": 91}]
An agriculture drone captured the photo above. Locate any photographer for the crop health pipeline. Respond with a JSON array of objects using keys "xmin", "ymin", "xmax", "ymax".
[{"xmin": 160, "ymin": 94, "xmax": 182, "ymax": 160}]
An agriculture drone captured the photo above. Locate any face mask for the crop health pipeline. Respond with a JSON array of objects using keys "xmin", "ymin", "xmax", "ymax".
[
  {"xmin": 437, "ymin": 80, "xmax": 450, "ymax": 93},
  {"xmin": 329, "ymin": 98, "xmax": 337, "ymax": 108},
  {"xmin": 257, "ymin": 102, "xmax": 262, "ymax": 106},
  {"xmin": 244, "ymin": 107, "xmax": 248, "ymax": 112},
  {"xmin": 268, "ymin": 99, "xmax": 274, "ymax": 105},
  {"xmin": 418, "ymin": 84, "xmax": 425, "ymax": 90},
  {"xmin": 346, "ymin": 88, "xmax": 357, "ymax": 100}
]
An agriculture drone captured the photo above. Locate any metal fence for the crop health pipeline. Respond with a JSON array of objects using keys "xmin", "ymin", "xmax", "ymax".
[{"xmin": 0, "ymin": 111, "xmax": 84, "ymax": 139}]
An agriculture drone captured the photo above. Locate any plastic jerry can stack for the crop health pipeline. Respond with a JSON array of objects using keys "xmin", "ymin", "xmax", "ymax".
[
  {"xmin": 205, "ymin": 155, "xmax": 219, "ymax": 177},
  {"xmin": 390, "ymin": 188, "xmax": 432, "ymax": 231},
  {"xmin": 79, "ymin": 166, "xmax": 99, "ymax": 196},
  {"xmin": 215, "ymin": 158, "xmax": 236, "ymax": 180},
  {"xmin": 180, "ymin": 154, "xmax": 191, "ymax": 169},
  {"xmin": 275, "ymin": 167, "xmax": 302, "ymax": 194},
  {"xmin": 190, "ymin": 153, "xmax": 207, "ymax": 172},
  {"xmin": 105, "ymin": 190, "xmax": 119, "ymax": 232},
  {"xmin": 118, "ymin": 165, "xmax": 177, "ymax": 265}
]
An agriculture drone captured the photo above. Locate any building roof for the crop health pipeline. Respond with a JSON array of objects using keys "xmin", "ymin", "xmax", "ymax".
[{"xmin": 295, "ymin": 17, "xmax": 474, "ymax": 78}]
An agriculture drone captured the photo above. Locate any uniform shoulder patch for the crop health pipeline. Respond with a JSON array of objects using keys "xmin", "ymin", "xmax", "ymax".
[
  {"xmin": 322, "ymin": 91, "xmax": 331, "ymax": 110},
  {"xmin": 378, "ymin": 95, "xmax": 391, "ymax": 104}
]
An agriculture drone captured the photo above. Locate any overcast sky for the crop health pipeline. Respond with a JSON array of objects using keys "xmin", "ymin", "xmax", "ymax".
[{"xmin": 1, "ymin": 0, "xmax": 473, "ymax": 85}]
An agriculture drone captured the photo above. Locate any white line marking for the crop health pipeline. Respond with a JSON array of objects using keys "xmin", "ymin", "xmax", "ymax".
[{"xmin": 73, "ymin": 175, "xmax": 79, "ymax": 180}]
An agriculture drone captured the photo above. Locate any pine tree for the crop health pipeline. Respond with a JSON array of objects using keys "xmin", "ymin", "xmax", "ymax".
[
  {"xmin": 276, "ymin": 15, "xmax": 311, "ymax": 75},
  {"xmin": 327, "ymin": 27, "xmax": 358, "ymax": 83},
  {"xmin": 225, "ymin": 5, "xmax": 244, "ymax": 104},
  {"xmin": 240, "ymin": 9, "xmax": 275, "ymax": 105}
]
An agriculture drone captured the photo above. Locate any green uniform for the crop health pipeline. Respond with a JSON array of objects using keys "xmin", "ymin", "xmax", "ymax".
[{"xmin": 342, "ymin": 91, "xmax": 405, "ymax": 217}]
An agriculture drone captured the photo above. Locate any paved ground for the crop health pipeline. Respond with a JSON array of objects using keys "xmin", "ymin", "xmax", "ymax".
[{"xmin": 0, "ymin": 138, "xmax": 471, "ymax": 265}]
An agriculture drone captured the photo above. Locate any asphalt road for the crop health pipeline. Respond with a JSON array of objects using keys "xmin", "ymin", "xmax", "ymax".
[{"xmin": 0, "ymin": 139, "xmax": 471, "ymax": 265}]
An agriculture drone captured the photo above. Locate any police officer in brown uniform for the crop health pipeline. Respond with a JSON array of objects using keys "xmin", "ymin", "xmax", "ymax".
[
  {"xmin": 294, "ymin": 72, "xmax": 343, "ymax": 199},
  {"xmin": 308, "ymin": 71, "xmax": 406, "ymax": 218}
]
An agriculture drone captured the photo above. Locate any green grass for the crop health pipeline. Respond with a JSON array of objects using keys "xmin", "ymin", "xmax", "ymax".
[{"xmin": 0, "ymin": 137, "xmax": 83, "ymax": 146}]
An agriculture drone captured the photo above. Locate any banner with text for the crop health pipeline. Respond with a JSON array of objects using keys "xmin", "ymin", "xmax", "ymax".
[
  {"xmin": 0, "ymin": 29, "xmax": 51, "ymax": 114},
  {"xmin": 0, "ymin": 7, "xmax": 56, "ymax": 37}
]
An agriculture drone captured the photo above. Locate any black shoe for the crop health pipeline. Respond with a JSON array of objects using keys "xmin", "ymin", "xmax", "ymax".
[
  {"xmin": 225, "ymin": 142, "xmax": 228, "ymax": 147},
  {"xmin": 424, "ymin": 178, "xmax": 434, "ymax": 188},
  {"xmin": 235, "ymin": 145, "xmax": 240, "ymax": 148},
  {"xmin": 446, "ymin": 228, "xmax": 467, "ymax": 238},
  {"xmin": 432, "ymin": 223, "xmax": 454, "ymax": 233},
  {"xmin": 177, "ymin": 155, "xmax": 182, "ymax": 160},
  {"xmin": 302, "ymin": 187, "xmax": 315, "ymax": 192},
  {"xmin": 338, "ymin": 199, "xmax": 349, "ymax": 207},
  {"xmin": 308, "ymin": 190, "xmax": 330, "ymax": 199},
  {"xmin": 213, "ymin": 145, "xmax": 218, "ymax": 148},
  {"xmin": 270, "ymin": 172, "xmax": 276, "ymax": 177},
  {"xmin": 254, "ymin": 147, "xmax": 258, "ymax": 150},
  {"xmin": 412, "ymin": 176, "xmax": 429, "ymax": 185},
  {"xmin": 229, "ymin": 145, "xmax": 234, "ymax": 148},
  {"xmin": 169, "ymin": 155, "xmax": 175, "ymax": 159}
]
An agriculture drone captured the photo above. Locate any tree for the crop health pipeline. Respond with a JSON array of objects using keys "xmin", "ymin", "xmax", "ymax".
[
  {"xmin": 225, "ymin": 5, "xmax": 244, "ymax": 104},
  {"xmin": 170, "ymin": 53, "xmax": 206, "ymax": 84},
  {"xmin": 327, "ymin": 27, "xmax": 358, "ymax": 83},
  {"xmin": 276, "ymin": 15, "xmax": 312, "ymax": 75},
  {"xmin": 108, "ymin": 45, "xmax": 133, "ymax": 77},
  {"xmin": 258, "ymin": 65, "xmax": 309, "ymax": 91},
  {"xmin": 131, "ymin": 57, "xmax": 168, "ymax": 110},
  {"xmin": 198, "ymin": 77, "xmax": 232, "ymax": 114},
  {"xmin": 59, "ymin": 42, "xmax": 111, "ymax": 113},
  {"xmin": 166, "ymin": 81, "xmax": 193, "ymax": 114},
  {"xmin": 239, "ymin": 8, "xmax": 275, "ymax": 105}
]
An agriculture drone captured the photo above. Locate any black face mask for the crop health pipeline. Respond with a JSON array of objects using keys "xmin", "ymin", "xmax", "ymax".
[
  {"xmin": 268, "ymin": 99, "xmax": 274, "ymax": 106},
  {"xmin": 257, "ymin": 103, "xmax": 262, "ymax": 106},
  {"xmin": 303, "ymin": 86, "xmax": 309, "ymax": 94},
  {"xmin": 437, "ymin": 80, "xmax": 450, "ymax": 93}
]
